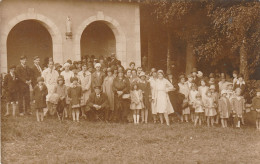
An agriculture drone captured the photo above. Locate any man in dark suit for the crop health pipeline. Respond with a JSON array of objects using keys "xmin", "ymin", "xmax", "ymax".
[
  {"xmin": 86, "ymin": 85, "xmax": 109, "ymax": 121},
  {"xmin": 16, "ymin": 55, "xmax": 32, "ymax": 116},
  {"xmin": 31, "ymin": 56, "xmax": 42, "ymax": 87}
]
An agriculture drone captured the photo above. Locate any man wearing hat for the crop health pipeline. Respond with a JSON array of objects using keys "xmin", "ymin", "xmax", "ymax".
[
  {"xmin": 3, "ymin": 65, "xmax": 19, "ymax": 116},
  {"xmin": 91, "ymin": 63, "xmax": 105, "ymax": 92},
  {"xmin": 16, "ymin": 55, "xmax": 32, "ymax": 116},
  {"xmin": 31, "ymin": 56, "xmax": 43, "ymax": 87},
  {"xmin": 108, "ymin": 53, "xmax": 118, "ymax": 67},
  {"xmin": 86, "ymin": 85, "xmax": 109, "ymax": 121}
]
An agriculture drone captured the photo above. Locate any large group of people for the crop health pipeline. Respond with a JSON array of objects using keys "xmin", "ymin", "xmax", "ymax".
[{"xmin": 2, "ymin": 53, "xmax": 260, "ymax": 130}]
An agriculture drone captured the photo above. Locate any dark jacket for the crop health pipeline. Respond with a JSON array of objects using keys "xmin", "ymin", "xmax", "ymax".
[
  {"xmin": 33, "ymin": 84, "xmax": 48, "ymax": 109},
  {"xmin": 3, "ymin": 73, "xmax": 19, "ymax": 93},
  {"xmin": 16, "ymin": 64, "xmax": 32, "ymax": 88},
  {"xmin": 31, "ymin": 64, "xmax": 42, "ymax": 87},
  {"xmin": 87, "ymin": 92, "xmax": 109, "ymax": 108},
  {"xmin": 112, "ymin": 77, "xmax": 130, "ymax": 95},
  {"xmin": 91, "ymin": 71, "xmax": 105, "ymax": 91}
]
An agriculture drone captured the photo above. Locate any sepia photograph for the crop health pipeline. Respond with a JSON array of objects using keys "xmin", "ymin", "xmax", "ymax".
[{"xmin": 0, "ymin": 0, "xmax": 260, "ymax": 163}]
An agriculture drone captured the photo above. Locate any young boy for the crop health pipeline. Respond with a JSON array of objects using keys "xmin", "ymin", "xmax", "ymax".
[
  {"xmin": 3, "ymin": 65, "xmax": 19, "ymax": 116},
  {"xmin": 252, "ymin": 88, "xmax": 260, "ymax": 130},
  {"xmin": 33, "ymin": 77, "xmax": 48, "ymax": 122}
]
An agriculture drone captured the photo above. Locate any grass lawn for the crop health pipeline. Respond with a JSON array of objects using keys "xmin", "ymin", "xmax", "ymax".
[{"xmin": 1, "ymin": 115, "xmax": 260, "ymax": 164}]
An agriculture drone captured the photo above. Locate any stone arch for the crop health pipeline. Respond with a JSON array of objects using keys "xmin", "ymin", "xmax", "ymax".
[
  {"xmin": 0, "ymin": 12, "xmax": 62, "ymax": 72},
  {"xmin": 75, "ymin": 11, "xmax": 127, "ymax": 66}
]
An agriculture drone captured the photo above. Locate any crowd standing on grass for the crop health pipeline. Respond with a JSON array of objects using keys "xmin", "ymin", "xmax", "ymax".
[{"xmin": 2, "ymin": 53, "xmax": 260, "ymax": 130}]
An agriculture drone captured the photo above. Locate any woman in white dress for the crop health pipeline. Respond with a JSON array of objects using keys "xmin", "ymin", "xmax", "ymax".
[
  {"xmin": 152, "ymin": 70, "xmax": 174, "ymax": 125},
  {"xmin": 149, "ymin": 70, "xmax": 158, "ymax": 123},
  {"xmin": 78, "ymin": 64, "xmax": 91, "ymax": 118}
]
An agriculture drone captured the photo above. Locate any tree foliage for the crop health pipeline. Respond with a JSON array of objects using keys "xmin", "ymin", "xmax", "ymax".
[{"xmin": 143, "ymin": 0, "xmax": 260, "ymax": 79}]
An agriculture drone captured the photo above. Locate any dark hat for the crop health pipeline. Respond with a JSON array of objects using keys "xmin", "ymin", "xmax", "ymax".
[
  {"xmin": 37, "ymin": 77, "xmax": 44, "ymax": 82},
  {"xmin": 209, "ymin": 73, "xmax": 215, "ymax": 78},
  {"xmin": 192, "ymin": 68, "xmax": 197, "ymax": 73},
  {"xmin": 70, "ymin": 77, "xmax": 78, "ymax": 82},
  {"xmin": 55, "ymin": 63, "xmax": 62, "ymax": 68},
  {"xmin": 238, "ymin": 74, "xmax": 244, "ymax": 78},
  {"xmin": 94, "ymin": 85, "xmax": 101, "ymax": 89},
  {"xmin": 33, "ymin": 56, "xmax": 40, "ymax": 60},
  {"xmin": 107, "ymin": 67, "xmax": 112, "ymax": 73},
  {"xmin": 129, "ymin": 62, "xmax": 135, "ymax": 66},
  {"xmin": 70, "ymin": 65, "xmax": 76, "ymax": 70},
  {"xmin": 9, "ymin": 65, "xmax": 16, "ymax": 69},
  {"xmin": 233, "ymin": 70, "xmax": 238, "ymax": 74},
  {"xmin": 20, "ymin": 55, "xmax": 27, "ymax": 60},
  {"xmin": 67, "ymin": 59, "xmax": 72, "ymax": 64}
]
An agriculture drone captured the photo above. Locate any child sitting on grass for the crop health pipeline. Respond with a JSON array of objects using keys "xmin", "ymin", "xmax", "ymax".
[
  {"xmin": 231, "ymin": 88, "xmax": 245, "ymax": 128},
  {"xmin": 33, "ymin": 77, "xmax": 48, "ymax": 122},
  {"xmin": 218, "ymin": 90, "xmax": 231, "ymax": 128},
  {"xmin": 130, "ymin": 83, "xmax": 144, "ymax": 124},
  {"xmin": 194, "ymin": 94, "xmax": 204, "ymax": 127},
  {"xmin": 68, "ymin": 77, "xmax": 82, "ymax": 122},
  {"xmin": 252, "ymin": 88, "xmax": 260, "ymax": 130}
]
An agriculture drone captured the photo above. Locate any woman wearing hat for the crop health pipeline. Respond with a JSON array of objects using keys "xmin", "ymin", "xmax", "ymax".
[
  {"xmin": 138, "ymin": 71, "xmax": 151, "ymax": 124},
  {"xmin": 112, "ymin": 69, "xmax": 130, "ymax": 123},
  {"xmin": 178, "ymin": 75, "xmax": 189, "ymax": 98},
  {"xmin": 234, "ymin": 74, "xmax": 246, "ymax": 96},
  {"xmin": 91, "ymin": 63, "xmax": 105, "ymax": 92},
  {"xmin": 103, "ymin": 67, "xmax": 115, "ymax": 121},
  {"xmin": 152, "ymin": 70, "xmax": 174, "ymax": 126},
  {"xmin": 78, "ymin": 64, "xmax": 92, "ymax": 119},
  {"xmin": 149, "ymin": 69, "xmax": 158, "ymax": 123}
]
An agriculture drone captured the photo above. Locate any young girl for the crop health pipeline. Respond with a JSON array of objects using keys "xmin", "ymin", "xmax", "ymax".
[
  {"xmin": 189, "ymin": 83, "xmax": 198, "ymax": 122},
  {"xmin": 67, "ymin": 77, "xmax": 82, "ymax": 122},
  {"xmin": 130, "ymin": 83, "xmax": 144, "ymax": 124},
  {"xmin": 138, "ymin": 72, "xmax": 150, "ymax": 124},
  {"xmin": 54, "ymin": 76, "xmax": 67, "ymax": 120},
  {"xmin": 252, "ymin": 88, "xmax": 260, "ymax": 130},
  {"xmin": 204, "ymin": 90, "xmax": 217, "ymax": 127},
  {"xmin": 209, "ymin": 85, "xmax": 219, "ymax": 124},
  {"xmin": 194, "ymin": 94, "xmax": 204, "ymax": 126},
  {"xmin": 33, "ymin": 77, "xmax": 48, "ymax": 122},
  {"xmin": 198, "ymin": 79, "xmax": 209, "ymax": 104},
  {"xmin": 218, "ymin": 90, "xmax": 231, "ymax": 128},
  {"xmin": 182, "ymin": 98, "xmax": 190, "ymax": 122},
  {"xmin": 230, "ymin": 88, "xmax": 245, "ymax": 128}
]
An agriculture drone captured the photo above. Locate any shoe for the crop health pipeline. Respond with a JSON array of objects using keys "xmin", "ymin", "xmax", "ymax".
[{"xmin": 19, "ymin": 113, "xmax": 24, "ymax": 116}]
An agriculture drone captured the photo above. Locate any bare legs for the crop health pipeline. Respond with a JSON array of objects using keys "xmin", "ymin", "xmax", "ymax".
[
  {"xmin": 72, "ymin": 108, "xmax": 80, "ymax": 122},
  {"xmin": 133, "ymin": 109, "xmax": 140, "ymax": 124},
  {"xmin": 159, "ymin": 113, "xmax": 170, "ymax": 126}
]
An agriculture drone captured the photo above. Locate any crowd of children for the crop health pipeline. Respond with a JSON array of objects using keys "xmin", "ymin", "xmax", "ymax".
[{"xmin": 2, "ymin": 54, "xmax": 260, "ymax": 130}]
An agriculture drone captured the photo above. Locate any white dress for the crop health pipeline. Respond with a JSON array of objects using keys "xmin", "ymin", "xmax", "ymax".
[
  {"xmin": 153, "ymin": 78, "xmax": 174, "ymax": 114},
  {"xmin": 42, "ymin": 68, "xmax": 59, "ymax": 101},
  {"xmin": 149, "ymin": 77, "xmax": 157, "ymax": 114},
  {"xmin": 198, "ymin": 86, "xmax": 209, "ymax": 104},
  {"xmin": 78, "ymin": 71, "xmax": 91, "ymax": 106}
]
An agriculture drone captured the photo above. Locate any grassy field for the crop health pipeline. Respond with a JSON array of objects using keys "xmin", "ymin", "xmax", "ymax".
[{"xmin": 1, "ymin": 114, "xmax": 260, "ymax": 164}]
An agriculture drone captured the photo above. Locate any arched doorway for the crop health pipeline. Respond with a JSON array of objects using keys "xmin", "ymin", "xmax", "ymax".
[
  {"xmin": 7, "ymin": 20, "xmax": 53, "ymax": 68},
  {"xmin": 0, "ymin": 12, "xmax": 63, "ymax": 73},
  {"xmin": 81, "ymin": 21, "xmax": 116, "ymax": 59},
  {"xmin": 74, "ymin": 12, "xmax": 127, "ymax": 66}
]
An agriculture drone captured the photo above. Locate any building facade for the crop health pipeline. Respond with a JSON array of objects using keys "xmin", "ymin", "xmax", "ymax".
[{"xmin": 0, "ymin": 0, "xmax": 141, "ymax": 72}]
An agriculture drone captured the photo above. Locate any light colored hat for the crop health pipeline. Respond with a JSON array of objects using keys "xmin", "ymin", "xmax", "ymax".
[
  {"xmin": 139, "ymin": 71, "xmax": 146, "ymax": 77},
  {"xmin": 63, "ymin": 62, "xmax": 70, "ymax": 68},
  {"xmin": 157, "ymin": 70, "xmax": 164, "ymax": 75},
  {"xmin": 197, "ymin": 71, "xmax": 203, "ymax": 77},
  {"xmin": 221, "ymin": 90, "xmax": 227, "ymax": 95},
  {"xmin": 95, "ymin": 63, "xmax": 101, "ymax": 68},
  {"xmin": 209, "ymin": 85, "xmax": 215, "ymax": 90}
]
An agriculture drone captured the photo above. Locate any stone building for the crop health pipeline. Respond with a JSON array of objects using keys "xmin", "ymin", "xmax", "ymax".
[{"xmin": 0, "ymin": 0, "xmax": 141, "ymax": 72}]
